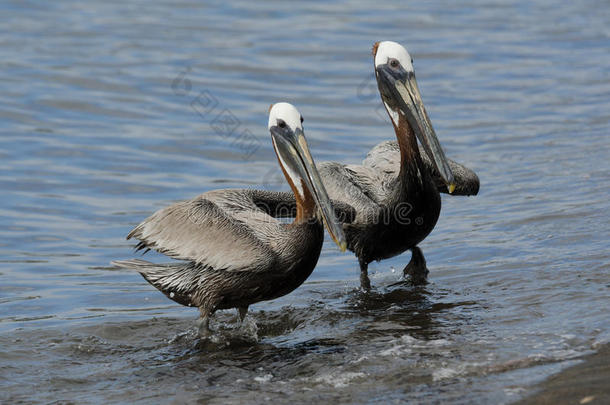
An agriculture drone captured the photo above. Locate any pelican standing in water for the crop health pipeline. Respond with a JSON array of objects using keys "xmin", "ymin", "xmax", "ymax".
[
  {"xmin": 317, "ymin": 41, "xmax": 478, "ymax": 289},
  {"xmin": 113, "ymin": 103, "xmax": 347, "ymax": 336}
]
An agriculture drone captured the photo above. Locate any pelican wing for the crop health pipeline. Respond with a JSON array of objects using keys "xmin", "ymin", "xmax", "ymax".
[
  {"xmin": 363, "ymin": 140, "xmax": 480, "ymax": 196},
  {"xmin": 315, "ymin": 161, "xmax": 390, "ymax": 221},
  {"xmin": 127, "ymin": 189, "xmax": 280, "ymax": 272}
]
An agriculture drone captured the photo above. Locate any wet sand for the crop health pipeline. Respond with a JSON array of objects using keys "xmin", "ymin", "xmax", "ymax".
[{"xmin": 517, "ymin": 344, "xmax": 610, "ymax": 405}]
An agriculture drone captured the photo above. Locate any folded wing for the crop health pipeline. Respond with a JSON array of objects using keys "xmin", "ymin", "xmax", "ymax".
[
  {"xmin": 363, "ymin": 140, "xmax": 480, "ymax": 196},
  {"xmin": 127, "ymin": 189, "xmax": 279, "ymax": 272}
]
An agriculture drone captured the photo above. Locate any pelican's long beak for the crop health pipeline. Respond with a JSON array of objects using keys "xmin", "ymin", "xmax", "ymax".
[
  {"xmin": 270, "ymin": 127, "xmax": 347, "ymax": 251},
  {"xmin": 377, "ymin": 66, "xmax": 456, "ymax": 193}
]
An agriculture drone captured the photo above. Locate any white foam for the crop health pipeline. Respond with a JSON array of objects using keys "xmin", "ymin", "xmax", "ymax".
[
  {"xmin": 254, "ymin": 373, "xmax": 273, "ymax": 383},
  {"xmin": 432, "ymin": 366, "xmax": 463, "ymax": 381},
  {"xmin": 379, "ymin": 345, "xmax": 411, "ymax": 357},
  {"xmin": 313, "ymin": 371, "xmax": 366, "ymax": 388},
  {"xmin": 379, "ymin": 335, "xmax": 452, "ymax": 357}
]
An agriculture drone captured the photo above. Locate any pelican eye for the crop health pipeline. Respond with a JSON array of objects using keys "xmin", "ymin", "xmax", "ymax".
[
  {"xmin": 300, "ymin": 116, "xmax": 304, "ymax": 124},
  {"xmin": 277, "ymin": 119, "xmax": 287, "ymax": 129},
  {"xmin": 389, "ymin": 59, "xmax": 400, "ymax": 68}
]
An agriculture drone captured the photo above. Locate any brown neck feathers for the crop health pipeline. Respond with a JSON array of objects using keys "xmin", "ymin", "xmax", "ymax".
[
  {"xmin": 393, "ymin": 113, "xmax": 422, "ymax": 175},
  {"xmin": 294, "ymin": 179, "xmax": 317, "ymax": 223},
  {"xmin": 277, "ymin": 160, "xmax": 317, "ymax": 224}
]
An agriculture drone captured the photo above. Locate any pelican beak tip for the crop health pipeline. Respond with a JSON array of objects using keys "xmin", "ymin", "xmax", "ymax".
[{"xmin": 448, "ymin": 183, "xmax": 456, "ymax": 194}]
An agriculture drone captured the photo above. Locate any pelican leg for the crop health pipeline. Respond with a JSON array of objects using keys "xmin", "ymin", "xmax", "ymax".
[
  {"xmin": 359, "ymin": 258, "xmax": 371, "ymax": 291},
  {"xmin": 197, "ymin": 307, "xmax": 212, "ymax": 338},
  {"xmin": 403, "ymin": 246, "xmax": 429, "ymax": 285},
  {"xmin": 237, "ymin": 306, "xmax": 249, "ymax": 323}
]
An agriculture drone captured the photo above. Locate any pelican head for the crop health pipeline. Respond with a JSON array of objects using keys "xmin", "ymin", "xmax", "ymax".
[
  {"xmin": 268, "ymin": 102, "xmax": 347, "ymax": 251},
  {"xmin": 373, "ymin": 41, "xmax": 455, "ymax": 193}
]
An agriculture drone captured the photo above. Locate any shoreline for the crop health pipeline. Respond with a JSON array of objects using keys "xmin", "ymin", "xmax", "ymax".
[{"xmin": 516, "ymin": 343, "xmax": 610, "ymax": 405}]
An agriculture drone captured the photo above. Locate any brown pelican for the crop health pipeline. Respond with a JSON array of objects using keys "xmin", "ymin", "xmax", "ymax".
[
  {"xmin": 113, "ymin": 102, "xmax": 347, "ymax": 336},
  {"xmin": 316, "ymin": 41, "xmax": 478, "ymax": 289}
]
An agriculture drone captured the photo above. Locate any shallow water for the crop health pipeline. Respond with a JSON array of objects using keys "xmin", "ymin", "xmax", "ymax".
[{"xmin": 1, "ymin": 0, "xmax": 609, "ymax": 403}]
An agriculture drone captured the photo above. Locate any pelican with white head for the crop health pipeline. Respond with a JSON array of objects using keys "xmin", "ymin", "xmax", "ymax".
[
  {"xmin": 268, "ymin": 102, "xmax": 346, "ymax": 251},
  {"xmin": 374, "ymin": 41, "xmax": 455, "ymax": 193}
]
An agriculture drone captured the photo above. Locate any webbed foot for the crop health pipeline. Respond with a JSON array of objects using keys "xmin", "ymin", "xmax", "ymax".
[{"xmin": 403, "ymin": 246, "xmax": 429, "ymax": 285}]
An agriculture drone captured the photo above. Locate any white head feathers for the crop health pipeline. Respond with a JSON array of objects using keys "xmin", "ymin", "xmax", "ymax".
[
  {"xmin": 268, "ymin": 102, "xmax": 303, "ymax": 131},
  {"xmin": 374, "ymin": 41, "xmax": 414, "ymax": 72}
]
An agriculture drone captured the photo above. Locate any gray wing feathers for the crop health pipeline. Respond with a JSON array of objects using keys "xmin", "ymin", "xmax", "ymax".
[
  {"xmin": 362, "ymin": 140, "xmax": 401, "ymax": 174},
  {"xmin": 127, "ymin": 190, "xmax": 278, "ymax": 271},
  {"xmin": 317, "ymin": 162, "xmax": 388, "ymax": 222},
  {"xmin": 112, "ymin": 259, "xmax": 211, "ymax": 307},
  {"xmin": 363, "ymin": 140, "xmax": 480, "ymax": 196},
  {"xmin": 112, "ymin": 259, "xmax": 198, "ymax": 294}
]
